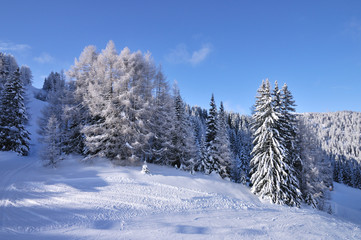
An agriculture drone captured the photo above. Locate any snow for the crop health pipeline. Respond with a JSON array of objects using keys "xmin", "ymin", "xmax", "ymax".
[
  {"xmin": 330, "ymin": 182, "xmax": 361, "ymax": 226},
  {"xmin": 0, "ymin": 87, "xmax": 361, "ymax": 239}
]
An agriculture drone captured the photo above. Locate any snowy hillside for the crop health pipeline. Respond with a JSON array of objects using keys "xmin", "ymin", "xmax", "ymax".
[
  {"xmin": 1, "ymin": 89, "xmax": 361, "ymax": 239},
  {"xmin": 1, "ymin": 155, "xmax": 361, "ymax": 239}
]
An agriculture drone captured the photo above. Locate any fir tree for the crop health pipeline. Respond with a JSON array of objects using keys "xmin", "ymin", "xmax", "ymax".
[
  {"xmin": 168, "ymin": 87, "xmax": 196, "ymax": 170},
  {"xmin": 41, "ymin": 115, "xmax": 62, "ymax": 166},
  {"xmin": 250, "ymin": 80, "xmax": 300, "ymax": 206},
  {"xmin": 203, "ymin": 94, "xmax": 218, "ymax": 174},
  {"xmin": 281, "ymin": 83, "xmax": 303, "ymax": 185},
  {"xmin": 272, "ymin": 81, "xmax": 302, "ymax": 206},
  {"xmin": 0, "ymin": 68, "xmax": 30, "ymax": 155},
  {"xmin": 215, "ymin": 101, "xmax": 232, "ymax": 178},
  {"xmin": 148, "ymin": 66, "xmax": 173, "ymax": 164}
]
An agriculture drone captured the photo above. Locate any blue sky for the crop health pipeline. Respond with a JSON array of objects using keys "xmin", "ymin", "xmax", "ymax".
[{"xmin": 1, "ymin": 0, "xmax": 361, "ymax": 114}]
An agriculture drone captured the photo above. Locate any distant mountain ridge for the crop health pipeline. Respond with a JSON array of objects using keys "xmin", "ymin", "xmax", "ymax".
[{"xmin": 300, "ymin": 111, "xmax": 361, "ymax": 164}]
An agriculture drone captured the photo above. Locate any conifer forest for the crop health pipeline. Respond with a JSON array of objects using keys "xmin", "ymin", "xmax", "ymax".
[{"xmin": 1, "ymin": 42, "xmax": 360, "ymax": 213}]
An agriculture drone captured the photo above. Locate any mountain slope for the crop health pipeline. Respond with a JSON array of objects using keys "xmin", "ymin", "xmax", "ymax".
[
  {"xmin": 0, "ymin": 88, "xmax": 361, "ymax": 239},
  {"xmin": 1, "ymin": 152, "xmax": 361, "ymax": 240}
]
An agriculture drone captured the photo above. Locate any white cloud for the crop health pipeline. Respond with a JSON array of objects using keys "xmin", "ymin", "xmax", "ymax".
[
  {"xmin": 0, "ymin": 40, "xmax": 31, "ymax": 52},
  {"xmin": 189, "ymin": 44, "xmax": 212, "ymax": 65},
  {"xmin": 166, "ymin": 43, "xmax": 212, "ymax": 66},
  {"xmin": 34, "ymin": 52, "xmax": 54, "ymax": 64}
]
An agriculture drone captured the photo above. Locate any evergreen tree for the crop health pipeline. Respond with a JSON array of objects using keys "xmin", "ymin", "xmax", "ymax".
[
  {"xmin": 272, "ymin": 81, "xmax": 302, "ymax": 206},
  {"xmin": 61, "ymin": 80, "xmax": 86, "ymax": 154},
  {"xmin": 215, "ymin": 102, "xmax": 232, "ymax": 178},
  {"xmin": 0, "ymin": 68, "xmax": 30, "ymax": 155},
  {"xmin": 0, "ymin": 53, "xmax": 18, "ymax": 92},
  {"xmin": 41, "ymin": 115, "xmax": 62, "ymax": 167},
  {"xmin": 203, "ymin": 94, "xmax": 218, "ymax": 174},
  {"xmin": 168, "ymin": 86, "xmax": 196, "ymax": 170},
  {"xmin": 281, "ymin": 83, "xmax": 303, "ymax": 185},
  {"xmin": 250, "ymin": 80, "xmax": 301, "ymax": 206},
  {"xmin": 149, "ymin": 66, "xmax": 173, "ymax": 164}
]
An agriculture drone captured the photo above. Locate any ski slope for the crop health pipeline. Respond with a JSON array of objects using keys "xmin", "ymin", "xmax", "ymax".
[{"xmin": 0, "ymin": 87, "xmax": 361, "ymax": 239}]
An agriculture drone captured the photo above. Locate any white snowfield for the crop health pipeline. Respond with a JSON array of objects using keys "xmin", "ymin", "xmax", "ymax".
[{"xmin": 0, "ymin": 88, "xmax": 361, "ymax": 240}]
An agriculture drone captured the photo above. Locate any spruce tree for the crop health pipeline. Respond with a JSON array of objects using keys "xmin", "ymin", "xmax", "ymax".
[
  {"xmin": 281, "ymin": 83, "xmax": 303, "ymax": 184},
  {"xmin": 168, "ymin": 86, "xmax": 196, "ymax": 170},
  {"xmin": 203, "ymin": 94, "xmax": 218, "ymax": 174},
  {"xmin": 273, "ymin": 81, "xmax": 302, "ymax": 206},
  {"xmin": 0, "ymin": 69, "xmax": 30, "ymax": 155},
  {"xmin": 215, "ymin": 102, "xmax": 232, "ymax": 178},
  {"xmin": 250, "ymin": 80, "xmax": 300, "ymax": 206},
  {"xmin": 41, "ymin": 115, "xmax": 62, "ymax": 167},
  {"xmin": 149, "ymin": 66, "xmax": 173, "ymax": 164}
]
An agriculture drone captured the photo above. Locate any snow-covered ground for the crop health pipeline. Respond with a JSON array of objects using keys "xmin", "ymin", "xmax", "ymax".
[{"xmin": 0, "ymin": 87, "xmax": 361, "ymax": 239}]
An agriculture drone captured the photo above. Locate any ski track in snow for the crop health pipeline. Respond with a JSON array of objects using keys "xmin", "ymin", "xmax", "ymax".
[{"xmin": 0, "ymin": 87, "xmax": 361, "ymax": 239}]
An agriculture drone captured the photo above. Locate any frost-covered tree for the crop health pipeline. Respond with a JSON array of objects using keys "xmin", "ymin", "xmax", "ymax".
[
  {"xmin": 272, "ymin": 81, "xmax": 302, "ymax": 206},
  {"xmin": 167, "ymin": 86, "xmax": 197, "ymax": 170},
  {"xmin": 0, "ymin": 53, "xmax": 19, "ymax": 93},
  {"xmin": 43, "ymin": 71, "xmax": 65, "ymax": 92},
  {"xmin": 215, "ymin": 102, "xmax": 232, "ymax": 178},
  {"xmin": 77, "ymin": 41, "xmax": 155, "ymax": 164},
  {"xmin": 38, "ymin": 71, "xmax": 66, "ymax": 140},
  {"xmin": 280, "ymin": 83, "xmax": 302, "ymax": 184},
  {"xmin": 298, "ymin": 117, "xmax": 332, "ymax": 210},
  {"xmin": 19, "ymin": 65, "xmax": 33, "ymax": 86},
  {"xmin": 203, "ymin": 94, "xmax": 218, "ymax": 174},
  {"xmin": 0, "ymin": 68, "xmax": 30, "ymax": 155},
  {"xmin": 41, "ymin": 115, "xmax": 62, "ymax": 167},
  {"xmin": 148, "ymin": 66, "xmax": 173, "ymax": 164},
  {"xmin": 250, "ymin": 80, "xmax": 301, "ymax": 207},
  {"xmin": 300, "ymin": 111, "xmax": 361, "ymax": 189},
  {"xmin": 80, "ymin": 41, "xmax": 121, "ymax": 160},
  {"xmin": 65, "ymin": 45, "xmax": 98, "ymax": 155}
]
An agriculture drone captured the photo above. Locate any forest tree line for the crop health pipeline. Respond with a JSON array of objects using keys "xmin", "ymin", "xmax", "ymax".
[{"xmin": 0, "ymin": 42, "xmax": 360, "ymax": 211}]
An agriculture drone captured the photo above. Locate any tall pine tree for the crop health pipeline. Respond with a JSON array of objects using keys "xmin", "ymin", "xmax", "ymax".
[
  {"xmin": 0, "ymin": 69, "xmax": 30, "ymax": 155},
  {"xmin": 168, "ymin": 86, "xmax": 196, "ymax": 170},
  {"xmin": 41, "ymin": 115, "xmax": 62, "ymax": 167},
  {"xmin": 214, "ymin": 101, "xmax": 232, "ymax": 178},
  {"xmin": 203, "ymin": 94, "xmax": 218, "ymax": 174},
  {"xmin": 250, "ymin": 80, "xmax": 300, "ymax": 206}
]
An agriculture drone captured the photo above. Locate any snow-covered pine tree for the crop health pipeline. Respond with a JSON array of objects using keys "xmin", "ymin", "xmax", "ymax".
[
  {"xmin": 0, "ymin": 53, "xmax": 18, "ymax": 92},
  {"xmin": 281, "ymin": 83, "xmax": 303, "ymax": 185},
  {"xmin": 38, "ymin": 71, "xmax": 67, "ymax": 156},
  {"xmin": 203, "ymin": 94, "xmax": 218, "ymax": 174},
  {"xmin": 168, "ymin": 86, "xmax": 196, "ymax": 170},
  {"xmin": 0, "ymin": 68, "xmax": 30, "ymax": 155},
  {"xmin": 272, "ymin": 81, "xmax": 302, "ymax": 206},
  {"xmin": 250, "ymin": 79, "xmax": 300, "ymax": 206},
  {"xmin": 214, "ymin": 101, "xmax": 232, "ymax": 178},
  {"xmin": 41, "ymin": 115, "xmax": 62, "ymax": 167},
  {"xmin": 42, "ymin": 72, "xmax": 64, "ymax": 93},
  {"xmin": 238, "ymin": 116, "xmax": 253, "ymax": 183},
  {"xmin": 149, "ymin": 66, "xmax": 173, "ymax": 164},
  {"xmin": 60, "ymin": 80, "xmax": 85, "ymax": 154}
]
